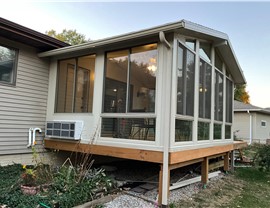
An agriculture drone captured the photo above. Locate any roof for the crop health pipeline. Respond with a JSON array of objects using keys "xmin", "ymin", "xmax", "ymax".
[
  {"xmin": 0, "ymin": 17, "xmax": 69, "ymax": 51},
  {"xmin": 38, "ymin": 19, "xmax": 245, "ymax": 84},
  {"xmin": 234, "ymin": 100, "xmax": 270, "ymax": 115}
]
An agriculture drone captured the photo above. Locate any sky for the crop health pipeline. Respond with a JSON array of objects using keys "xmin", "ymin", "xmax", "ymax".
[{"xmin": 1, "ymin": 1, "xmax": 270, "ymax": 107}]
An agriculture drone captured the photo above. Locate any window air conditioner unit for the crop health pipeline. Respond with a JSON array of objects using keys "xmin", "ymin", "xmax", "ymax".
[{"xmin": 45, "ymin": 121, "xmax": 83, "ymax": 140}]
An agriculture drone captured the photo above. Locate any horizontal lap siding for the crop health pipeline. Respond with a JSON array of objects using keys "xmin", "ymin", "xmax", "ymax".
[{"xmin": 0, "ymin": 40, "xmax": 49, "ymax": 155}]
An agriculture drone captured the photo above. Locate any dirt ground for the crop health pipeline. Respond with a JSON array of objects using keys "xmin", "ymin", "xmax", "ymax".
[{"xmin": 173, "ymin": 173, "xmax": 245, "ymax": 208}]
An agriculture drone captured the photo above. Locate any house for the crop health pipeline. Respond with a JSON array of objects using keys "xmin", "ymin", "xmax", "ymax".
[
  {"xmin": 233, "ymin": 100, "xmax": 270, "ymax": 144},
  {"xmin": 0, "ymin": 18, "xmax": 247, "ymax": 206},
  {"xmin": 0, "ymin": 17, "xmax": 69, "ymax": 164}
]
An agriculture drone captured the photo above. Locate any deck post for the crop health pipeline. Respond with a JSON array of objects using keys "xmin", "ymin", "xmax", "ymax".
[
  {"xmin": 158, "ymin": 164, "xmax": 163, "ymax": 205},
  {"xmin": 201, "ymin": 157, "xmax": 209, "ymax": 185},
  {"xmin": 230, "ymin": 150, "xmax": 235, "ymax": 172},
  {"xmin": 224, "ymin": 151, "xmax": 230, "ymax": 171}
]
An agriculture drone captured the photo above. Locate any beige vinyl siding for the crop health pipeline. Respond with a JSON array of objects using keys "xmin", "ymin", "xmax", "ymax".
[
  {"xmin": 233, "ymin": 112, "xmax": 251, "ymax": 140},
  {"xmin": 254, "ymin": 113, "xmax": 270, "ymax": 143},
  {"xmin": 0, "ymin": 37, "xmax": 49, "ymax": 155}
]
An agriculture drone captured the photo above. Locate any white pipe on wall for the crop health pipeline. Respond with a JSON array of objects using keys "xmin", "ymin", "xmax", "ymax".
[
  {"xmin": 27, "ymin": 127, "xmax": 42, "ymax": 147},
  {"xmin": 247, "ymin": 110, "xmax": 253, "ymax": 145},
  {"xmin": 27, "ymin": 128, "xmax": 33, "ymax": 147},
  {"xmin": 32, "ymin": 128, "xmax": 42, "ymax": 146}
]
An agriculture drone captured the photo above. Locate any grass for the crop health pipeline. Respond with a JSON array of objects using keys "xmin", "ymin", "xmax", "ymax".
[
  {"xmin": 229, "ymin": 168, "xmax": 270, "ymax": 208},
  {"xmin": 171, "ymin": 167, "xmax": 270, "ymax": 208}
]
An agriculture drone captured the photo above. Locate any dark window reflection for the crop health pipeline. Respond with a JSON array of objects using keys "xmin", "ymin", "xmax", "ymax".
[{"xmin": 101, "ymin": 117, "xmax": 155, "ymax": 141}]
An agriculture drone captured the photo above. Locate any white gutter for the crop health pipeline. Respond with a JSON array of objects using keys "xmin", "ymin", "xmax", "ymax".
[
  {"xmin": 247, "ymin": 110, "xmax": 253, "ymax": 145},
  {"xmin": 38, "ymin": 19, "xmax": 231, "ymax": 58},
  {"xmin": 38, "ymin": 21, "xmax": 185, "ymax": 57}
]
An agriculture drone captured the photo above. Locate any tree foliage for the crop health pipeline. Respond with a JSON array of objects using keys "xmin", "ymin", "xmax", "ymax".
[
  {"xmin": 46, "ymin": 29, "xmax": 89, "ymax": 45},
  {"xmin": 234, "ymin": 84, "xmax": 250, "ymax": 104}
]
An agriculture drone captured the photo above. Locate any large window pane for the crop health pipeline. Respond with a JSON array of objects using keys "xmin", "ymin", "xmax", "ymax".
[
  {"xmin": 75, "ymin": 55, "xmax": 95, "ymax": 112},
  {"xmin": 129, "ymin": 44, "xmax": 157, "ymax": 113},
  {"xmin": 175, "ymin": 119, "xmax": 192, "ymax": 142},
  {"xmin": 199, "ymin": 59, "xmax": 212, "ymax": 119},
  {"xmin": 226, "ymin": 79, "xmax": 233, "ymax": 123},
  {"xmin": 198, "ymin": 122, "xmax": 210, "ymax": 141},
  {"xmin": 177, "ymin": 44, "xmax": 195, "ymax": 116},
  {"xmin": 101, "ymin": 118, "xmax": 155, "ymax": 141},
  {"xmin": 214, "ymin": 70, "xmax": 223, "ymax": 121},
  {"xmin": 56, "ymin": 55, "xmax": 95, "ymax": 113},
  {"xmin": 104, "ymin": 50, "xmax": 128, "ymax": 113},
  {"xmin": 104, "ymin": 44, "xmax": 157, "ymax": 114},
  {"xmin": 0, "ymin": 45, "xmax": 17, "ymax": 85},
  {"xmin": 56, "ymin": 59, "xmax": 76, "ymax": 113}
]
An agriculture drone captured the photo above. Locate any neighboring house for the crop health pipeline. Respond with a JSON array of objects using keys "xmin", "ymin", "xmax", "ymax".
[
  {"xmin": 0, "ymin": 17, "xmax": 69, "ymax": 165},
  {"xmin": 1, "ymin": 18, "xmax": 246, "ymax": 206},
  {"xmin": 233, "ymin": 100, "xmax": 270, "ymax": 144}
]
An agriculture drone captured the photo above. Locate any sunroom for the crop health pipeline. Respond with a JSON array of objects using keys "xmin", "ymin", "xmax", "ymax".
[{"xmin": 39, "ymin": 20, "xmax": 246, "ymax": 206}]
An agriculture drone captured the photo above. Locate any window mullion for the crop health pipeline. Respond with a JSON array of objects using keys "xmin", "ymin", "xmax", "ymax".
[
  {"xmin": 126, "ymin": 49, "xmax": 131, "ymax": 113},
  {"xmin": 72, "ymin": 58, "xmax": 78, "ymax": 113},
  {"xmin": 183, "ymin": 50, "xmax": 187, "ymax": 115}
]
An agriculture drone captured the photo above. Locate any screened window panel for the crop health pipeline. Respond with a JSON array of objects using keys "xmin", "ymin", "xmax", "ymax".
[
  {"xmin": 101, "ymin": 117, "xmax": 155, "ymax": 141},
  {"xmin": 214, "ymin": 124, "xmax": 222, "ymax": 140},
  {"xmin": 175, "ymin": 119, "xmax": 192, "ymax": 142},
  {"xmin": 226, "ymin": 79, "xmax": 233, "ymax": 123},
  {"xmin": 0, "ymin": 45, "xmax": 17, "ymax": 85},
  {"xmin": 199, "ymin": 59, "xmax": 212, "ymax": 119},
  {"xmin": 225, "ymin": 125, "xmax": 231, "ymax": 139},
  {"xmin": 198, "ymin": 122, "xmax": 210, "ymax": 140},
  {"xmin": 177, "ymin": 44, "xmax": 195, "ymax": 116},
  {"xmin": 214, "ymin": 70, "xmax": 223, "ymax": 121}
]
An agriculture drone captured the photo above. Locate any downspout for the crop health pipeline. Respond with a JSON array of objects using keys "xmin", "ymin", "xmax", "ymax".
[
  {"xmin": 247, "ymin": 110, "xmax": 253, "ymax": 145},
  {"xmin": 159, "ymin": 31, "xmax": 171, "ymax": 49},
  {"xmin": 32, "ymin": 128, "xmax": 42, "ymax": 146},
  {"xmin": 159, "ymin": 31, "xmax": 171, "ymax": 207},
  {"xmin": 27, "ymin": 128, "xmax": 33, "ymax": 147}
]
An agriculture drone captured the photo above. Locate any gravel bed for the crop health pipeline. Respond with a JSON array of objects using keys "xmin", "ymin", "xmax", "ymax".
[
  {"xmin": 106, "ymin": 172, "xmax": 225, "ymax": 207},
  {"xmin": 104, "ymin": 194, "xmax": 156, "ymax": 208}
]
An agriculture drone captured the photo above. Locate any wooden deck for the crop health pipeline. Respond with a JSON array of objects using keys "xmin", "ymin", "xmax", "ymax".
[
  {"xmin": 44, "ymin": 138, "xmax": 247, "ymax": 206},
  {"xmin": 44, "ymin": 138, "xmax": 247, "ymax": 165}
]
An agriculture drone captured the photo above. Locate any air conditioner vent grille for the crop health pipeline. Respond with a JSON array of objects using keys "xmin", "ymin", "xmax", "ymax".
[{"xmin": 45, "ymin": 121, "xmax": 83, "ymax": 140}]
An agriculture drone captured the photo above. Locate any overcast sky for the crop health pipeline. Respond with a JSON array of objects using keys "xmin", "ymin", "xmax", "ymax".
[{"xmin": 1, "ymin": 1, "xmax": 270, "ymax": 107}]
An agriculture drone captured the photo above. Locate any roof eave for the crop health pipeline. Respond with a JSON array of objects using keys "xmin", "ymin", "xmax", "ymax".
[{"xmin": 38, "ymin": 20, "xmax": 186, "ymax": 58}]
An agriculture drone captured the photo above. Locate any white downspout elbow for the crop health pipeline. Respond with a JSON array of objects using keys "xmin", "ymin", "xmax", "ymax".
[
  {"xmin": 159, "ymin": 31, "xmax": 171, "ymax": 49},
  {"xmin": 32, "ymin": 128, "xmax": 42, "ymax": 146},
  {"xmin": 27, "ymin": 128, "xmax": 33, "ymax": 147}
]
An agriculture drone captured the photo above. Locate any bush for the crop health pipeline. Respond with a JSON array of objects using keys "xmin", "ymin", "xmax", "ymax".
[{"xmin": 253, "ymin": 144, "xmax": 270, "ymax": 172}]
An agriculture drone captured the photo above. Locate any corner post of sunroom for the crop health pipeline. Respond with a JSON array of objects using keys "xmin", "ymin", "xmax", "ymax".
[
  {"xmin": 192, "ymin": 39, "xmax": 200, "ymax": 144},
  {"xmin": 159, "ymin": 32, "xmax": 173, "ymax": 207}
]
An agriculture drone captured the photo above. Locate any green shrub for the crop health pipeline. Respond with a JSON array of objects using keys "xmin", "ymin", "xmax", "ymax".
[{"xmin": 254, "ymin": 144, "xmax": 270, "ymax": 172}]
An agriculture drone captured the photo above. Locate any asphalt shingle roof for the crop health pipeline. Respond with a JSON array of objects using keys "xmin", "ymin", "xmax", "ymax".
[{"xmin": 234, "ymin": 100, "xmax": 270, "ymax": 115}]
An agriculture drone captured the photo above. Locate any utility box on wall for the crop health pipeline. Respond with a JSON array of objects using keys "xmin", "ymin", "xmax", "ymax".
[{"xmin": 45, "ymin": 121, "xmax": 83, "ymax": 140}]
